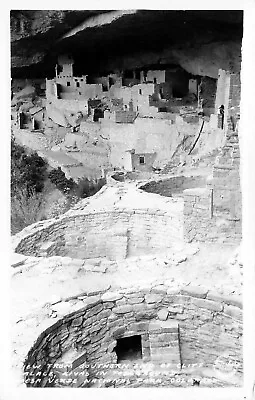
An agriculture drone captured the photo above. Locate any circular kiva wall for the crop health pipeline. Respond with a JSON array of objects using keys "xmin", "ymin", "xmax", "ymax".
[
  {"xmin": 140, "ymin": 175, "xmax": 207, "ymax": 197},
  {"xmin": 13, "ymin": 208, "xmax": 183, "ymax": 260},
  {"xmin": 24, "ymin": 287, "xmax": 242, "ymax": 388}
]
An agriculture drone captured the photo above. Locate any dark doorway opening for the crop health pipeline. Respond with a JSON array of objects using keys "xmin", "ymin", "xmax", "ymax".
[
  {"xmin": 93, "ymin": 108, "xmax": 104, "ymax": 122},
  {"xmin": 102, "ymin": 83, "xmax": 108, "ymax": 92},
  {"xmin": 115, "ymin": 335, "xmax": 142, "ymax": 363}
]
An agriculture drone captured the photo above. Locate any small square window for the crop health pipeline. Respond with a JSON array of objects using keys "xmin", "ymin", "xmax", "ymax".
[{"xmin": 139, "ymin": 156, "xmax": 145, "ymax": 164}]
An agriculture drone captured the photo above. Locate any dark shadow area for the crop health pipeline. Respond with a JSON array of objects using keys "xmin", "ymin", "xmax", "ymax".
[{"xmin": 115, "ymin": 335, "xmax": 142, "ymax": 363}]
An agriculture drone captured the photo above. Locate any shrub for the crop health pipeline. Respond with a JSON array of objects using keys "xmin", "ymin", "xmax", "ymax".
[
  {"xmin": 48, "ymin": 168, "xmax": 75, "ymax": 194},
  {"xmin": 11, "ymin": 187, "xmax": 46, "ymax": 234},
  {"xmin": 74, "ymin": 177, "xmax": 106, "ymax": 198},
  {"xmin": 11, "ymin": 138, "xmax": 47, "ymax": 196}
]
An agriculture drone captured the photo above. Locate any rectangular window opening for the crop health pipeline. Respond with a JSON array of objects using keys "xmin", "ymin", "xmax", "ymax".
[{"xmin": 139, "ymin": 156, "xmax": 145, "ymax": 165}]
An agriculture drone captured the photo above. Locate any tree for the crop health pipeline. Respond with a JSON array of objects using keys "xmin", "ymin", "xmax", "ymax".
[
  {"xmin": 48, "ymin": 167, "xmax": 75, "ymax": 194},
  {"xmin": 11, "ymin": 138, "xmax": 48, "ymax": 233},
  {"xmin": 11, "ymin": 138, "xmax": 48, "ymax": 196}
]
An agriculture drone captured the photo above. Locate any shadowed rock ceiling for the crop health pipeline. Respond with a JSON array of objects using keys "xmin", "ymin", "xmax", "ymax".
[{"xmin": 11, "ymin": 10, "xmax": 243, "ymax": 79}]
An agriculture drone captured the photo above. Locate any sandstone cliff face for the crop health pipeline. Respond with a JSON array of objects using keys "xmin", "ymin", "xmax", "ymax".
[
  {"xmin": 11, "ymin": 10, "xmax": 243, "ymax": 79},
  {"xmin": 10, "ymin": 11, "xmax": 106, "ymax": 70}
]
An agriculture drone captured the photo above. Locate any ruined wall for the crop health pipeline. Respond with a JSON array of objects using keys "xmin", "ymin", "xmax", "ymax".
[
  {"xmin": 47, "ymin": 98, "xmax": 88, "ymax": 114},
  {"xmin": 115, "ymin": 110, "xmax": 137, "ymax": 123},
  {"xmin": 47, "ymin": 77, "xmax": 103, "ymax": 101},
  {"xmin": 147, "ymin": 70, "xmax": 166, "ymax": 84},
  {"xmin": 23, "ymin": 287, "xmax": 242, "ymax": 388},
  {"xmin": 103, "ymin": 117, "xmax": 198, "ymax": 170},
  {"xmin": 208, "ymin": 73, "xmax": 242, "ymax": 226},
  {"xmin": 14, "ymin": 205, "xmax": 184, "ymax": 259},
  {"xmin": 214, "ymin": 69, "xmax": 231, "ymax": 126},
  {"xmin": 131, "ymin": 152, "xmax": 157, "ymax": 172},
  {"xmin": 60, "ymin": 132, "xmax": 109, "ymax": 170},
  {"xmin": 199, "ymin": 76, "xmax": 217, "ymax": 115},
  {"xmin": 183, "ymin": 187, "xmax": 241, "ymax": 244},
  {"xmin": 183, "ymin": 73, "xmax": 242, "ymax": 244}
]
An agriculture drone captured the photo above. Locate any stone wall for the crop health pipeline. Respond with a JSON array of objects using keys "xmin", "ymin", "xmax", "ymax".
[
  {"xmin": 115, "ymin": 110, "xmax": 137, "ymax": 123},
  {"xmin": 208, "ymin": 72, "xmax": 242, "ymax": 238},
  {"xmin": 104, "ymin": 117, "xmax": 198, "ymax": 170},
  {"xmin": 183, "ymin": 72, "xmax": 242, "ymax": 244},
  {"xmin": 23, "ymin": 286, "xmax": 242, "ymax": 388},
  {"xmin": 214, "ymin": 69, "xmax": 231, "ymax": 127},
  {"xmin": 183, "ymin": 187, "xmax": 241, "ymax": 243},
  {"xmin": 14, "ymin": 207, "xmax": 184, "ymax": 259},
  {"xmin": 131, "ymin": 152, "xmax": 157, "ymax": 172},
  {"xmin": 199, "ymin": 76, "xmax": 217, "ymax": 115}
]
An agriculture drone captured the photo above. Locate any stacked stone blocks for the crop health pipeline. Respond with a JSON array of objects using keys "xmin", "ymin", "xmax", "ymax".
[{"xmin": 24, "ymin": 286, "xmax": 242, "ymax": 388}]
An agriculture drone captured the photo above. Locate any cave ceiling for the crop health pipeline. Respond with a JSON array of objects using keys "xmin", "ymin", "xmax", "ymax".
[{"xmin": 11, "ymin": 10, "xmax": 243, "ymax": 79}]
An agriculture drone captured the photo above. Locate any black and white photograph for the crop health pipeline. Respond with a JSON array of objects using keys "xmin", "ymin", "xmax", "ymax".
[{"xmin": 4, "ymin": 4, "xmax": 255, "ymax": 398}]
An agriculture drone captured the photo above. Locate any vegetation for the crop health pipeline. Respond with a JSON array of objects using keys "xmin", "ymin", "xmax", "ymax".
[
  {"xmin": 74, "ymin": 177, "xmax": 105, "ymax": 198},
  {"xmin": 11, "ymin": 138, "xmax": 106, "ymax": 234},
  {"xmin": 11, "ymin": 138, "xmax": 48, "ymax": 234},
  {"xmin": 11, "ymin": 188, "xmax": 46, "ymax": 235},
  {"xmin": 48, "ymin": 167, "xmax": 105, "ymax": 198},
  {"xmin": 48, "ymin": 167, "xmax": 75, "ymax": 194},
  {"xmin": 11, "ymin": 138, "xmax": 47, "ymax": 196}
]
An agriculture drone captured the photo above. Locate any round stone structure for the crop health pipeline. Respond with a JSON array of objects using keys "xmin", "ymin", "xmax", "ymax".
[{"xmin": 24, "ymin": 286, "xmax": 242, "ymax": 388}]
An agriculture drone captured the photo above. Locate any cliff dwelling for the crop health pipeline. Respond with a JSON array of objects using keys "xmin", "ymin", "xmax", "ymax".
[{"xmin": 10, "ymin": 9, "xmax": 244, "ymax": 390}]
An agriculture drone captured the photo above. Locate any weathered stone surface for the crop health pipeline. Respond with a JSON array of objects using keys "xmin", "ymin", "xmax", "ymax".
[
  {"xmin": 52, "ymin": 302, "xmax": 72, "ymax": 315},
  {"xmin": 223, "ymin": 305, "xmax": 242, "ymax": 320},
  {"xmin": 193, "ymin": 298, "xmax": 223, "ymax": 312},
  {"xmin": 96, "ymin": 309, "xmax": 111, "ymax": 320},
  {"xmin": 101, "ymin": 292, "xmax": 124, "ymax": 302},
  {"xmin": 11, "ymin": 253, "xmax": 28, "ymax": 268},
  {"xmin": 206, "ymin": 290, "xmax": 225, "ymax": 303},
  {"xmin": 145, "ymin": 294, "xmax": 164, "ymax": 304},
  {"xmin": 180, "ymin": 286, "xmax": 208, "ymax": 299},
  {"xmin": 157, "ymin": 308, "xmax": 169, "ymax": 321},
  {"xmin": 150, "ymin": 332, "xmax": 179, "ymax": 342},
  {"xmin": 128, "ymin": 322, "xmax": 149, "ymax": 332},
  {"xmin": 83, "ymin": 296, "xmax": 102, "ymax": 307},
  {"xmin": 149, "ymin": 320, "xmax": 179, "ymax": 333},
  {"xmin": 135, "ymin": 310, "xmax": 157, "ymax": 321},
  {"xmin": 85, "ymin": 304, "xmax": 104, "ymax": 318},
  {"xmin": 168, "ymin": 305, "xmax": 184, "ymax": 314},
  {"xmin": 107, "ymin": 341, "xmax": 117, "ymax": 352},
  {"xmin": 111, "ymin": 326, "xmax": 126, "ymax": 338},
  {"xmin": 71, "ymin": 316, "xmax": 83, "ymax": 327},
  {"xmin": 132, "ymin": 304, "xmax": 146, "ymax": 313},
  {"xmin": 222, "ymin": 295, "xmax": 242, "ymax": 308},
  {"xmin": 126, "ymin": 297, "xmax": 144, "ymax": 304},
  {"xmin": 89, "ymin": 323, "xmax": 102, "ymax": 334},
  {"xmin": 112, "ymin": 305, "xmax": 133, "ymax": 314}
]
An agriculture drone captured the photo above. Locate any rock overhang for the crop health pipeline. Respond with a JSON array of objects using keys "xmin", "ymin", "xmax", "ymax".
[{"xmin": 11, "ymin": 10, "xmax": 243, "ymax": 79}]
